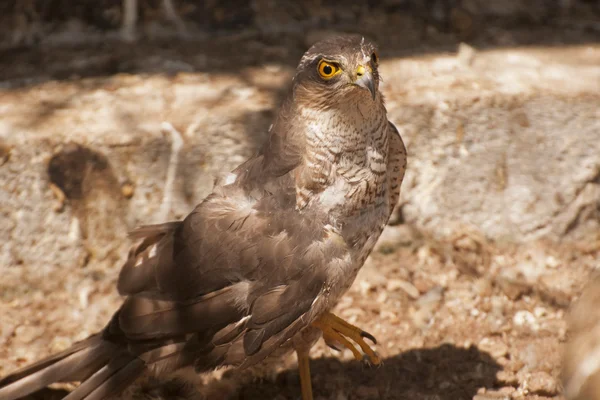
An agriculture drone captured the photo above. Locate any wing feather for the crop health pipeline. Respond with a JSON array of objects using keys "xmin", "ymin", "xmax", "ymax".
[
  {"xmin": 387, "ymin": 121, "xmax": 407, "ymax": 215},
  {"xmin": 110, "ymin": 175, "xmax": 341, "ymax": 369}
]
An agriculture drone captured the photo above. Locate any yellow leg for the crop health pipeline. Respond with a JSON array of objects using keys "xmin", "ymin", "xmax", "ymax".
[
  {"xmin": 311, "ymin": 312, "xmax": 381, "ymax": 365},
  {"xmin": 296, "ymin": 349, "xmax": 313, "ymax": 400}
]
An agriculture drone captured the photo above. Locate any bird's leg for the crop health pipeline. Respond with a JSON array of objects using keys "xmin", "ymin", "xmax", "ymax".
[
  {"xmin": 311, "ymin": 312, "xmax": 381, "ymax": 365},
  {"xmin": 296, "ymin": 348, "xmax": 314, "ymax": 400}
]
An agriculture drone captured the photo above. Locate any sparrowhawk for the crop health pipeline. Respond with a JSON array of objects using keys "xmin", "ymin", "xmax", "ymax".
[{"xmin": 0, "ymin": 34, "xmax": 407, "ymax": 400}]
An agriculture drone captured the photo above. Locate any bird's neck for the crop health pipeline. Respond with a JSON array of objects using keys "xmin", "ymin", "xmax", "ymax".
[
  {"xmin": 299, "ymin": 101, "xmax": 386, "ymax": 158},
  {"xmin": 294, "ymin": 102, "xmax": 389, "ymax": 211}
]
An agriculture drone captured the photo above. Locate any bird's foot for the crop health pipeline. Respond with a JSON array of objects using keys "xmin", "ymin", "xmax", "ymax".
[{"xmin": 311, "ymin": 312, "xmax": 381, "ymax": 366}]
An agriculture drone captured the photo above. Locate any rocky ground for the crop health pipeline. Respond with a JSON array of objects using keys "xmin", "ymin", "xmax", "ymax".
[{"xmin": 1, "ymin": 3, "xmax": 600, "ymax": 400}]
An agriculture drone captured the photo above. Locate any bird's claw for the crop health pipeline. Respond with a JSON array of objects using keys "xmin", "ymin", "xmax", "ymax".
[
  {"xmin": 360, "ymin": 330, "xmax": 377, "ymax": 345},
  {"xmin": 312, "ymin": 312, "xmax": 381, "ymax": 365}
]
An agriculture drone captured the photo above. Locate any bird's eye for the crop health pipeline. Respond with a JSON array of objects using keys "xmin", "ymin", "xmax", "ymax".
[
  {"xmin": 317, "ymin": 60, "xmax": 341, "ymax": 80},
  {"xmin": 371, "ymin": 52, "xmax": 379, "ymax": 64}
]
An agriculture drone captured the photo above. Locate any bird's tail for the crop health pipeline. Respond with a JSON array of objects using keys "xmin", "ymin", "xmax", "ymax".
[{"xmin": 0, "ymin": 334, "xmax": 145, "ymax": 400}]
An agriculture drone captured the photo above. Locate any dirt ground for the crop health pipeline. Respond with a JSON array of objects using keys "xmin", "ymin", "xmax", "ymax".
[{"xmin": 1, "ymin": 8, "xmax": 600, "ymax": 400}]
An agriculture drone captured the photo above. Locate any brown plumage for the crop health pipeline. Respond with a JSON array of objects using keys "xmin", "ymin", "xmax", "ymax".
[{"xmin": 0, "ymin": 34, "xmax": 407, "ymax": 400}]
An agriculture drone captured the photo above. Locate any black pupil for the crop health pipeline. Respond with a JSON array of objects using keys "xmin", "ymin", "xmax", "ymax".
[{"xmin": 323, "ymin": 65, "xmax": 333, "ymax": 75}]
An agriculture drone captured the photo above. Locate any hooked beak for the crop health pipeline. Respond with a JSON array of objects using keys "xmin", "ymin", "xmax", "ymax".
[{"xmin": 354, "ymin": 65, "xmax": 376, "ymax": 100}]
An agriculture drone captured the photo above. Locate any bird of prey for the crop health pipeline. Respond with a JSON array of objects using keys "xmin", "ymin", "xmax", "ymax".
[{"xmin": 0, "ymin": 34, "xmax": 407, "ymax": 400}]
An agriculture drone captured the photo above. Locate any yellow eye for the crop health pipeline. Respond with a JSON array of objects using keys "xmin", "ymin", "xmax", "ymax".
[{"xmin": 317, "ymin": 60, "xmax": 340, "ymax": 79}]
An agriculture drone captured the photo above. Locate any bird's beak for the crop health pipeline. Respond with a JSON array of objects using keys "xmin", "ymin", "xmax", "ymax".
[{"xmin": 354, "ymin": 65, "xmax": 376, "ymax": 100}]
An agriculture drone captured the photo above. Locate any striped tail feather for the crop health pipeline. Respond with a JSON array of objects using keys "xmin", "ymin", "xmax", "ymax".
[{"xmin": 0, "ymin": 335, "xmax": 145, "ymax": 400}]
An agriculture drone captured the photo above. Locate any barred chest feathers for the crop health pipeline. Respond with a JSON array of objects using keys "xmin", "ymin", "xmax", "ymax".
[
  {"xmin": 293, "ymin": 102, "xmax": 393, "ymax": 304},
  {"xmin": 295, "ymin": 103, "xmax": 390, "ymax": 219}
]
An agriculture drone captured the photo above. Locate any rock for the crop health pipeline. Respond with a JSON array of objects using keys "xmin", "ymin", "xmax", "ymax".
[
  {"xmin": 120, "ymin": 181, "xmax": 135, "ymax": 198},
  {"xmin": 411, "ymin": 286, "xmax": 445, "ymax": 328},
  {"xmin": 526, "ymin": 371, "xmax": 559, "ymax": 396},
  {"xmin": 496, "ymin": 370, "xmax": 518, "ymax": 386},
  {"xmin": 457, "ymin": 42, "xmax": 477, "ymax": 66},
  {"xmin": 385, "ymin": 45, "xmax": 600, "ymax": 243},
  {"xmin": 386, "ymin": 279, "xmax": 420, "ymax": 299},
  {"xmin": 0, "ymin": 72, "xmax": 272, "ymax": 275},
  {"xmin": 478, "ymin": 337, "xmax": 509, "ymax": 359},
  {"xmin": 416, "ymin": 286, "xmax": 444, "ymax": 309},
  {"xmin": 513, "ymin": 311, "xmax": 539, "ymax": 331},
  {"xmin": 473, "ymin": 387, "xmax": 514, "ymax": 399}
]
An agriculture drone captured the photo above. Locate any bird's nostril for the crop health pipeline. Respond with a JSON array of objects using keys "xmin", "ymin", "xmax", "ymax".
[{"xmin": 356, "ymin": 65, "xmax": 366, "ymax": 77}]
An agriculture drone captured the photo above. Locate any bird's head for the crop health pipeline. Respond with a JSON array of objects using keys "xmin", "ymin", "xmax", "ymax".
[{"xmin": 294, "ymin": 35, "xmax": 381, "ymax": 106}]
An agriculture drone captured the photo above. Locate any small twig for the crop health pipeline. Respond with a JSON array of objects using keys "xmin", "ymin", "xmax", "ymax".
[
  {"xmin": 158, "ymin": 121, "xmax": 184, "ymax": 222},
  {"xmin": 162, "ymin": 0, "xmax": 190, "ymax": 38},
  {"xmin": 120, "ymin": 0, "xmax": 138, "ymax": 42}
]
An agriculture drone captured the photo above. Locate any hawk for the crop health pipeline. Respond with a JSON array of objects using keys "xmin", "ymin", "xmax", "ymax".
[{"xmin": 0, "ymin": 34, "xmax": 407, "ymax": 400}]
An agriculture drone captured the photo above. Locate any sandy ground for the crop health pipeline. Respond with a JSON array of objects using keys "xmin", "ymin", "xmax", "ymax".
[{"xmin": 1, "ymin": 19, "xmax": 600, "ymax": 400}]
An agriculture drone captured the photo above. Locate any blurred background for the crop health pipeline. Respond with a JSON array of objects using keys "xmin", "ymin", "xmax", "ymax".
[{"xmin": 0, "ymin": 1, "xmax": 599, "ymax": 399}]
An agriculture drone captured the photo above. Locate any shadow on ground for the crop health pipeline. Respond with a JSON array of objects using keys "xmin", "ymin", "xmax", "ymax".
[{"xmin": 237, "ymin": 344, "xmax": 503, "ymax": 400}]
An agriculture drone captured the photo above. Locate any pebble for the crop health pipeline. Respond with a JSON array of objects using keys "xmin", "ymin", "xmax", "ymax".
[
  {"xmin": 496, "ymin": 370, "xmax": 518, "ymax": 386},
  {"xmin": 457, "ymin": 42, "xmax": 477, "ymax": 66},
  {"xmin": 478, "ymin": 337, "xmax": 509, "ymax": 359},
  {"xmin": 376, "ymin": 291, "xmax": 388, "ymax": 303},
  {"xmin": 475, "ymin": 278, "xmax": 494, "ymax": 297},
  {"xmin": 0, "ymin": 142, "xmax": 11, "ymax": 165},
  {"xmin": 473, "ymin": 391, "xmax": 510, "ymax": 400},
  {"xmin": 121, "ymin": 182, "xmax": 135, "ymax": 198},
  {"xmin": 413, "ymin": 277, "xmax": 434, "ymax": 293},
  {"xmin": 410, "ymin": 286, "xmax": 445, "ymax": 327},
  {"xmin": 496, "ymin": 276, "xmax": 529, "ymax": 300},
  {"xmin": 533, "ymin": 306, "xmax": 547, "ymax": 318},
  {"xmin": 14, "ymin": 324, "xmax": 43, "ymax": 344},
  {"xmin": 513, "ymin": 310, "xmax": 538, "ymax": 330},
  {"xmin": 526, "ymin": 371, "xmax": 559, "ymax": 396},
  {"xmin": 386, "ymin": 279, "xmax": 420, "ymax": 299},
  {"xmin": 417, "ymin": 286, "xmax": 444, "ymax": 309},
  {"xmin": 49, "ymin": 336, "xmax": 73, "ymax": 353}
]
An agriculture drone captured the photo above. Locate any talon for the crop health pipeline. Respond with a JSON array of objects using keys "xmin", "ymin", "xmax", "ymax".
[
  {"xmin": 360, "ymin": 330, "xmax": 377, "ymax": 344},
  {"xmin": 311, "ymin": 312, "xmax": 381, "ymax": 365},
  {"xmin": 362, "ymin": 353, "xmax": 382, "ymax": 368},
  {"xmin": 364, "ymin": 351, "xmax": 382, "ymax": 366}
]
